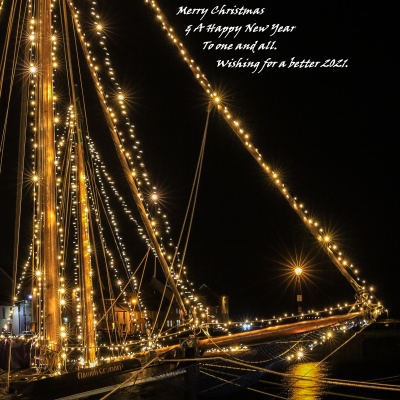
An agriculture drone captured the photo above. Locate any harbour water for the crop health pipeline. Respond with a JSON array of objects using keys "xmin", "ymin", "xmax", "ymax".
[
  {"xmin": 2, "ymin": 357, "xmax": 397, "ymax": 399},
  {"xmin": 101, "ymin": 360, "xmax": 399, "ymax": 400},
  {"xmin": 98, "ymin": 318, "xmax": 400, "ymax": 399},
  {"xmin": 2, "ymin": 319, "xmax": 398, "ymax": 399}
]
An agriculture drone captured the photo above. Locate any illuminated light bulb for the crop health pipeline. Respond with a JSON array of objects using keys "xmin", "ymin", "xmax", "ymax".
[
  {"xmin": 294, "ymin": 267, "xmax": 302, "ymax": 276},
  {"xmin": 297, "ymin": 350, "xmax": 304, "ymax": 359}
]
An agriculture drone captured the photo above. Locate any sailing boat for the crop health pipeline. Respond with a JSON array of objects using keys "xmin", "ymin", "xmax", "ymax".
[{"xmin": 0, "ymin": 0, "xmax": 388, "ymax": 399}]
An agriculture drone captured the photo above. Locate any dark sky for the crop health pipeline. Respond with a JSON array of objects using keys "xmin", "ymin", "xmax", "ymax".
[
  {"xmin": 110, "ymin": 1, "xmax": 398, "ymax": 319},
  {"xmin": 0, "ymin": 1, "xmax": 397, "ymax": 319}
]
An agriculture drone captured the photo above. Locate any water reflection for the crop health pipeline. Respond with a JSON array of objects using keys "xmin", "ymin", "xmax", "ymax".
[{"xmin": 283, "ymin": 362, "xmax": 330, "ymax": 399}]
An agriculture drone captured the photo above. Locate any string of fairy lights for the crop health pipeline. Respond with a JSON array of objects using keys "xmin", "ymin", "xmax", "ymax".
[
  {"xmin": 84, "ymin": 133, "xmax": 147, "ymax": 312},
  {"xmin": 66, "ymin": 0, "xmax": 207, "ymax": 322},
  {"xmin": 11, "ymin": 0, "xmax": 206, "ymax": 358},
  {"xmin": 6, "ymin": 0, "xmax": 384, "ymax": 366},
  {"xmin": 67, "ymin": 0, "xmax": 199, "ymax": 303},
  {"xmin": 143, "ymin": 0, "xmax": 383, "ymax": 311}
]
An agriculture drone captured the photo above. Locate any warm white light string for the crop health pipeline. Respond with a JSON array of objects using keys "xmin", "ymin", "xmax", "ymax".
[
  {"xmin": 143, "ymin": 0, "xmax": 383, "ymax": 313},
  {"xmin": 9, "ymin": 0, "xmax": 382, "ymax": 354},
  {"xmin": 13, "ymin": 0, "xmax": 202, "ymax": 349},
  {"xmin": 66, "ymin": 0, "xmax": 203, "ymax": 313}
]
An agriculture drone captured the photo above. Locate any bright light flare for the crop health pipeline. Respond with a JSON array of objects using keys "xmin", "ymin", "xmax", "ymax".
[
  {"xmin": 277, "ymin": 249, "xmax": 311, "ymax": 284},
  {"xmin": 294, "ymin": 266, "xmax": 303, "ymax": 276},
  {"xmin": 296, "ymin": 349, "xmax": 304, "ymax": 359},
  {"xmin": 29, "ymin": 64, "xmax": 37, "ymax": 74}
]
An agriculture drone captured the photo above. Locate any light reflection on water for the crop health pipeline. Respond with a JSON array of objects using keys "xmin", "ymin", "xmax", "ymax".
[
  {"xmin": 283, "ymin": 362, "xmax": 329, "ymax": 400},
  {"xmin": 102, "ymin": 362, "xmax": 331, "ymax": 400},
  {"xmin": 90, "ymin": 360, "xmax": 399, "ymax": 399}
]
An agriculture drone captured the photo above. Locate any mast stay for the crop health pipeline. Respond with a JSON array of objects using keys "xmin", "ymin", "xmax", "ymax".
[{"xmin": 144, "ymin": 0, "xmax": 382, "ymax": 312}]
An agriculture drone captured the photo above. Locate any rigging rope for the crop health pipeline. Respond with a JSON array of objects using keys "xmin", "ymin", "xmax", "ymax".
[
  {"xmin": 144, "ymin": 1, "xmax": 384, "ymax": 312},
  {"xmin": 151, "ymin": 102, "xmax": 213, "ymax": 338},
  {"xmin": 0, "ymin": 0, "xmax": 21, "ymax": 170},
  {"xmin": 99, "ymin": 352, "xmax": 161, "ymax": 400},
  {"xmin": 173, "ymin": 101, "xmax": 213, "ymax": 268}
]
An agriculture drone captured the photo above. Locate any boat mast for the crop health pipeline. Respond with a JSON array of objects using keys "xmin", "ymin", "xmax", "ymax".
[
  {"xmin": 38, "ymin": 0, "xmax": 60, "ymax": 351},
  {"xmin": 75, "ymin": 96, "xmax": 97, "ymax": 365}
]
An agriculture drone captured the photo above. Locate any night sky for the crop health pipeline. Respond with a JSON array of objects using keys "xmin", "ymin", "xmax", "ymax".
[{"xmin": 0, "ymin": 1, "xmax": 397, "ymax": 320}]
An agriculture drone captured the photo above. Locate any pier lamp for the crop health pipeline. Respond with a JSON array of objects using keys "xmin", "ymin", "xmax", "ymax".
[{"xmin": 294, "ymin": 267, "xmax": 303, "ymax": 314}]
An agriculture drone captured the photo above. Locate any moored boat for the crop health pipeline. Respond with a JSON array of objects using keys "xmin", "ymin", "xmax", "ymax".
[{"xmin": 0, "ymin": 0, "xmax": 388, "ymax": 399}]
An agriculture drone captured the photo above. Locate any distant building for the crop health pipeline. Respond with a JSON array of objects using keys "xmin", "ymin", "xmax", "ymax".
[
  {"xmin": 98, "ymin": 300, "xmax": 150, "ymax": 336},
  {"xmin": 1, "ymin": 268, "xmax": 231, "ymax": 338},
  {"xmin": 0, "ymin": 268, "xmax": 13, "ymax": 334},
  {"xmin": 0, "ymin": 268, "xmax": 33, "ymax": 335},
  {"xmin": 198, "ymin": 284, "xmax": 229, "ymax": 323}
]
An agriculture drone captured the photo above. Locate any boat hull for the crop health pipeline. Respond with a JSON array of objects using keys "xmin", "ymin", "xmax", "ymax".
[{"xmin": 5, "ymin": 358, "xmax": 185, "ymax": 400}]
